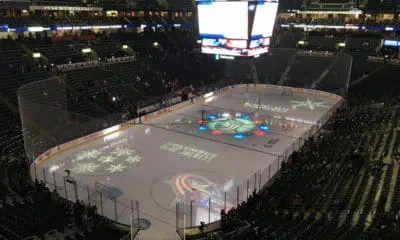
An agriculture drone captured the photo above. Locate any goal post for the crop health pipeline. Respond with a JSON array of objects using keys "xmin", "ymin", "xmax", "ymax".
[{"xmin": 94, "ymin": 181, "xmax": 112, "ymax": 199}]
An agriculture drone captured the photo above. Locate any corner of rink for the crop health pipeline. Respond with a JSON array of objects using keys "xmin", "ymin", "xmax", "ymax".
[{"xmin": 29, "ymin": 84, "xmax": 344, "ymax": 239}]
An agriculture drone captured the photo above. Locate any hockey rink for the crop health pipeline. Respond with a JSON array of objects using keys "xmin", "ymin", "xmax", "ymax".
[{"xmin": 36, "ymin": 86, "xmax": 342, "ymax": 240}]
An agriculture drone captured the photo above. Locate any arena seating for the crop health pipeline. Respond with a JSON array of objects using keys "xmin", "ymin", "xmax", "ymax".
[
  {"xmin": 0, "ymin": 31, "xmax": 199, "ymax": 239},
  {"xmin": 365, "ymin": 0, "xmax": 400, "ymax": 11},
  {"xmin": 194, "ymin": 101, "xmax": 400, "ymax": 240},
  {"xmin": 108, "ymin": 61, "xmax": 155, "ymax": 99},
  {"xmin": 2, "ymin": 3, "xmax": 400, "ymax": 239},
  {"xmin": 348, "ymin": 64, "xmax": 400, "ymax": 106},
  {"xmin": 0, "ymin": 40, "xmax": 25, "ymax": 75},
  {"xmin": 167, "ymin": 0, "xmax": 195, "ymax": 10},
  {"xmin": 0, "ymin": 156, "xmax": 128, "ymax": 240},
  {"xmin": 183, "ymin": 27, "xmax": 400, "ymax": 240},
  {"xmin": 283, "ymin": 54, "xmax": 334, "ymax": 88},
  {"xmin": 347, "ymin": 37, "xmax": 382, "ymax": 53},
  {"xmin": 224, "ymin": 49, "xmax": 297, "ymax": 85},
  {"xmin": 255, "ymin": 49, "xmax": 298, "ymax": 84},
  {"xmin": 277, "ymin": 0, "xmax": 304, "ymax": 10}
]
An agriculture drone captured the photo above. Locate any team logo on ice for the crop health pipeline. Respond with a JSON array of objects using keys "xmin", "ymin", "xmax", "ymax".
[
  {"xmin": 290, "ymin": 99, "xmax": 330, "ymax": 110},
  {"xmin": 165, "ymin": 174, "xmax": 234, "ymax": 211}
]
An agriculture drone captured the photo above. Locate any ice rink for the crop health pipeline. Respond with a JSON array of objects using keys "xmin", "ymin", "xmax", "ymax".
[{"xmin": 36, "ymin": 85, "xmax": 342, "ymax": 240}]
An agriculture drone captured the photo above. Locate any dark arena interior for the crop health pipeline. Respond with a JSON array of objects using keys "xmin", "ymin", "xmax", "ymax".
[{"xmin": 1, "ymin": 0, "xmax": 400, "ymax": 240}]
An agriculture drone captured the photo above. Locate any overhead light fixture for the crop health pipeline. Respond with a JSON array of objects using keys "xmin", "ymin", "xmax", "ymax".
[
  {"xmin": 81, "ymin": 48, "xmax": 92, "ymax": 53},
  {"xmin": 204, "ymin": 92, "xmax": 214, "ymax": 98},
  {"xmin": 222, "ymin": 113, "xmax": 230, "ymax": 118},
  {"xmin": 27, "ymin": 26, "xmax": 45, "ymax": 32},
  {"xmin": 32, "ymin": 52, "xmax": 41, "ymax": 58}
]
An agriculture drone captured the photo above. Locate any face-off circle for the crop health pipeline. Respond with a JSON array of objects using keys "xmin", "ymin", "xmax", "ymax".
[{"xmin": 198, "ymin": 113, "xmax": 269, "ymax": 139}]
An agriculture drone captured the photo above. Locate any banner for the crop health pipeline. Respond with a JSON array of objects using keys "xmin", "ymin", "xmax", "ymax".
[
  {"xmin": 29, "ymin": 5, "xmax": 103, "ymax": 12},
  {"xmin": 52, "ymin": 35, "xmax": 96, "ymax": 42}
]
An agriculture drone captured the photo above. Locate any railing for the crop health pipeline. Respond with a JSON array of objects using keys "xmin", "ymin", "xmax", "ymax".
[
  {"xmin": 32, "ymin": 164, "xmax": 140, "ymax": 238},
  {"xmin": 56, "ymin": 56, "xmax": 136, "ymax": 72},
  {"xmin": 368, "ymin": 55, "xmax": 400, "ymax": 65}
]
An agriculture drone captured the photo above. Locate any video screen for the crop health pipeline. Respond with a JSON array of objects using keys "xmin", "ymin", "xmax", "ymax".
[
  {"xmin": 384, "ymin": 39, "xmax": 400, "ymax": 47},
  {"xmin": 251, "ymin": 1, "xmax": 279, "ymax": 38},
  {"xmin": 197, "ymin": 0, "xmax": 279, "ymax": 58},
  {"xmin": 201, "ymin": 38, "xmax": 249, "ymax": 56},
  {"xmin": 198, "ymin": 1, "xmax": 248, "ymax": 40}
]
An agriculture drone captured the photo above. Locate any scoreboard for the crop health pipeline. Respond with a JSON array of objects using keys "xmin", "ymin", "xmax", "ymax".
[{"xmin": 196, "ymin": 0, "xmax": 279, "ymax": 58}]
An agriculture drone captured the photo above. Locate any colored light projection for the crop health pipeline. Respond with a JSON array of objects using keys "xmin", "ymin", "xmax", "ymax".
[
  {"xmin": 198, "ymin": 113, "xmax": 269, "ymax": 140},
  {"xmin": 52, "ymin": 138, "xmax": 143, "ymax": 176},
  {"xmin": 167, "ymin": 173, "xmax": 234, "ymax": 211}
]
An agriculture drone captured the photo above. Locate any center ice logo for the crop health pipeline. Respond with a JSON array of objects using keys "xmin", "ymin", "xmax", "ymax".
[
  {"xmin": 207, "ymin": 117, "xmax": 257, "ymax": 134},
  {"xmin": 197, "ymin": 113, "xmax": 270, "ymax": 140}
]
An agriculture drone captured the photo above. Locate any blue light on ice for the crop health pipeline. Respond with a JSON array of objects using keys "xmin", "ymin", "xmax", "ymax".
[
  {"xmin": 208, "ymin": 115, "xmax": 217, "ymax": 120},
  {"xmin": 233, "ymin": 133, "xmax": 245, "ymax": 140},
  {"xmin": 198, "ymin": 125, "xmax": 208, "ymax": 131}
]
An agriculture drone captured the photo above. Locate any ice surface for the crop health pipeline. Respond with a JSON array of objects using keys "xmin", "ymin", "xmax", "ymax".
[{"xmin": 39, "ymin": 88, "xmax": 341, "ymax": 240}]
